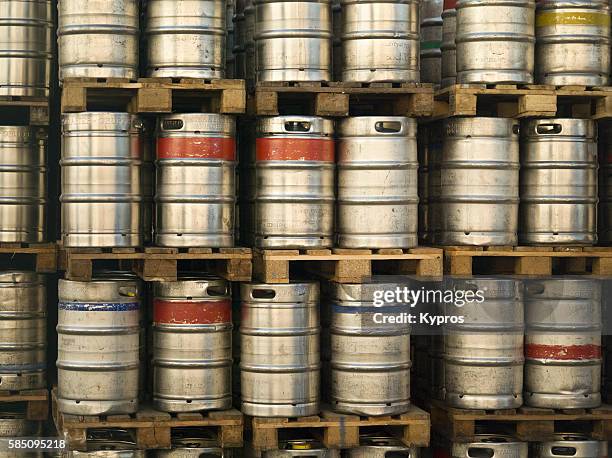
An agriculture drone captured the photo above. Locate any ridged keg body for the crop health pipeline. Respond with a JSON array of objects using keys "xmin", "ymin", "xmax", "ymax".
[
  {"xmin": 337, "ymin": 117, "xmax": 418, "ymax": 248},
  {"xmin": 441, "ymin": 0, "xmax": 456, "ymax": 87},
  {"xmin": 421, "ymin": 0, "xmax": 443, "ymax": 85},
  {"xmin": 0, "ymin": 127, "xmax": 46, "ymax": 243},
  {"xmin": 61, "ymin": 113, "xmax": 143, "ymax": 248},
  {"xmin": 240, "ymin": 282, "xmax": 320, "ymax": 417},
  {"xmin": 155, "ymin": 114, "xmax": 236, "ymax": 248}
]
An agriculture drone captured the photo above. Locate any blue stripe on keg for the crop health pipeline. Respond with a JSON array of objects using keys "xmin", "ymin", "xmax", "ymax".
[
  {"xmin": 58, "ymin": 302, "xmax": 139, "ymax": 312},
  {"xmin": 331, "ymin": 304, "xmax": 412, "ymax": 314},
  {"xmin": 0, "ymin": 363, "xmax": 46, "ymax": 372}
]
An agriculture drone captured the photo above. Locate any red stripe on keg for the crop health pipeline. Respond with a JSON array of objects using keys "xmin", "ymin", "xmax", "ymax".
[
  {"xmin": 156, "ymin": 137, "xmax": 236, "ymax": 160},
  {"xmin": 153, "ymin": 299, "xmax": 232, "ymax": 324},
  {"xmin": 525, "ymin": 344, "xmax": 601, "ymax": 360},
  {"xmin": 443, "ymin": 0, "xmax": 456, "ymax": 9},
  {"xmin": 256, "ymin": 138, "xmax": 335, "ymax": 161}
]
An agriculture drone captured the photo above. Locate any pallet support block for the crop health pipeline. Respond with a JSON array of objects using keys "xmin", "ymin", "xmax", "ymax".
[
  {"xmin": 592, "ymin": 257, "xmax": 612, "ymax": 275},
  {"xmin": 36, "ymin": 251, "xmax": 57, "ymax": 272},
  {"xmin": 515, "ymin": 420, "xmax": 555, "ymax": 441},
  {"xmin": 136, "ymin": 88, "xmax": 172, "ymax": 112},
  {"xmin": 220, "ymin": 89, "xmax": 246, "ymax": 113},
  {"xmin": 66, "ymin": 258, "xmax": 93, "ymax": 281},
  {"xmin": 138, "ymin": 258, "xmax": 178, "ymax": 282},
  {"xmin": 449, "ymin": 92, "xmax": 477, "ymax": 116},
  {"xmin": 514, "ymin": 256, "xmax": 552, "ymax": 275},
  {"xmin": 400, "ymin": 92, "xmax": 434, "ymax": 117},
  {"xmin": 61, "ymin": 86, "xmax": 87, "ymax": 112},
  {"xmin": 517, "ymin": 94, "xmax": 557, "ymax": 117},
  {"xmin": 315, "ymin": 93, "xmax": 349, "ymax": 116},
  {"xmin": 595, "ymin": 95, "xmax": 612, "ymax": 119},
  {"xmin": 254, "ymin": 91, "xmax": 279, "ymax": 115},
  {"xmin": 136, "ymin": 427, "xmax": 171, "ymax": 450}
]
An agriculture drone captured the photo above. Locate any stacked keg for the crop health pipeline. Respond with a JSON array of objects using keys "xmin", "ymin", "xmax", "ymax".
[
  {"xmin": 440, "ymin": 0, "xmax": 457, "ymax": 87},
  {"xmin": 599, "ymin": 123, "xmax": 612, "ymax": 244},
  {"xmin": 56, "ymin": 274, "xmax": 142, "ymax": 415},
  {"xmin": 154, "ymin": 113, "xmax": 237, "ymax": 248},
  {"xmin": 0, "ymin": 272, "xmax": 46, "ymax": 391},
  {"xmin": 262, "ymin": 439, "xmax": 339, "ymax": 457},
  {"xmin": 61, "ymin": 112, "xmax": 144, "ymax": 248},
  {"xmin": 0, "ymin": 0, "xmax": 53, "ymax": 96},
  {"xmin": 449, "ymin": 435, "xmax": 528, "ymax": 458},
  {"xmin": 155, "ymin": 429, "xmax": 227, "ymax": 457},
  {"xmin": 348, "ymin": 434, "xmax": 418, "ymax": 457},
  {"xmin": 152, "ymin": 276, "xmax": 232, "ymax": 412},
  {"xmin": 0, "ymin": 127, "xmax": 47, "ymax": 243},
  {"xmin": 0, "ymin": 411, "xmax": 42, "ymax": 458},
  {"xmin": 239, "ymin": 282, "xmax": 320, "ymax": 417},
  {"xmin": 531, "ymin": 434, "xmax": 607, "ymax": 458},
  {"xmin": 420, "ymin": 0, "xmax": 443, "ymax": 86},
  {"xmin": 57, "ymin": 0, "xmax": 139, "ymax": 81}
]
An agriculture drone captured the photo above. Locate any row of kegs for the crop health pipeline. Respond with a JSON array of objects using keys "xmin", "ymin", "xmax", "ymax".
[{"xmin": 414, "ymin": 277, "xmax": 606, "ymax": 410}]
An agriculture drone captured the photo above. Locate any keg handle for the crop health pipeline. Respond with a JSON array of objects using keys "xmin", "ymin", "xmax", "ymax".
[
  {"xmin": 250, "ymin": 289, "xmax": 276, "ymax": 299},
  {"xmin": 206, "ymin": 285, "xmax": 230, "ymax": 297},
  {"xmin": 536, "ymin": 124, "xmax": 562, "ymax": 135},
  {"xmin": 375, "ymin": 121, "xmax": 402, "ymax": 133},
  {"xmin": 284, "ymin": 121, "xmax": 311, "ymax": 133},
  {"xmin": 525, "ymin": 282, "xmax": 545, "ymax": 295},
  {"xmin": 161, "ymin": 119, "xmax": 185, "ymax": 131},
  {"xmin": 467, "ymin": 447, "xmax": 495, "ymax": 458},
  {"xmin": 550, "ymin": 447, "xmax": 578, "ymax": 456}
]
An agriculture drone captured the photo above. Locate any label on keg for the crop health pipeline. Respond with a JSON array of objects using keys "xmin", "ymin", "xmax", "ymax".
[
  {"xmin": 153, "ymin": 299, "xmax": 232, "ymax": 324},
  {"xmin": 157, "ymin": 137, "xmax": 236, "ymax": 160},
  {"xmin": 256, "ymin": 138, "xmax": 335, "ymax": 161},
  {"xmin": 536, "ymin": 12, "xmax": 611, "ymax": 27}
]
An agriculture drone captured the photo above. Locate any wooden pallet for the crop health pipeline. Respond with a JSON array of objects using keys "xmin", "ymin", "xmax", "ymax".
[
  {"xmin": 0, "ymin": 242, "xmax": 57, "ymax": 272},
  {"xmin": 0, "ymin": 96, "xmax": 49, "ymax": 125},
  {"xmin": 430, "ymin": 400, "xmax": 612, "ymax": 442},
  {"xmin": 60, "ymin": 246, "xmax": 252, "ymax": 282},
  {"xmin": 443, "ymin": 246, "xmax": 612, "ymax": 276},
  {"xmin": 250, "ymin": 81, "xmax": 434, "ymax": 117},
  {"xmin": 253, "ymin": 247, "xmax": 443, "ymax": 283},
  {"xmin": 0, "ymin": 389, "xmax": 49, "ymax": 421},
  {"xmin": 433, "ymin": 84, "xmax": 612, "ymax": 119},
  {"xmin": 61, "ymin": 77, "xmax": 246, "ymax": 114},
  {"xmin": 248, "ymin": 405, "xmax": 430, "ymax": 454},
  {"xmin": 51, "ymin": 389, "xmax": 243, "ymax": 451}
]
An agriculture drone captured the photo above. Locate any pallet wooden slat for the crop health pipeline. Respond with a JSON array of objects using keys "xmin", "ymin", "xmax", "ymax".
[
  {"xmin": 0, "ymin": 389, "xmax": 49, "ymax": 420},
  {"xmin": 0, "ymin": 242, "xmax": 57, "ymax": 272},
  {"xmin": 0, "ymin": 98, "xmax": 50, "ymax": 125}
]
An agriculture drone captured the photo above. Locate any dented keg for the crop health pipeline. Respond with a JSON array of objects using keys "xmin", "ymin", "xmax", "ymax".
[
  {"xmin": 536, "ymin": 0, "xmax": 610, "ymax": 86},
  {"xmin": 264, "ymin": 439, "xmax": 339, "ymax": 457},
  {"xmin": 255, "ymin": 117, "xmax": 334, "ymax": 248},
  {"xmin": 443, "ymin": 277, "xmax": 524, "ymax": 409},
  {"xmin": 57, "ymin": 276, "xmax": 141, "ymax": 415},
  {"xmin": 432, "ymin": 117, "xmax": 520, "ymax": 246},
  {"xmin": 520, "ymin": 119, "xmax": 598, "ymax": 246},
  {"xmin": 337, "ymin": 117, "xmax": 418, "ymax": 248},
  {"xmin": 329, "ymin": 282, "xmax": 411, "ymax": 416},
  {"xmin": 532, "ymin": 433, "xmax": 606, "ymax": 458},
  {"xmin": 348, "ymin": 433, "xmax": 419, "ymax": 457},
  {"xmin": 421, "ymin": 0, "xmax": 443, "ymax": 85},
  {"xmin": 240, "ymin": 282, "xmax": 320, "ymax": 417},
  {"xmin": 0, "ymin": 0, "xmax": 52, "ymax": 96},
  {"xmin": 145, "ymin": 0, "xmax": 226, "ymax": 78},
  {"xmin": 451, "ymin": 435, "xmax": 528, "ymax": 458},
  {"xmin": 254, "ymin": 0, "xmax": 332, "ymax": 81},
  {"xmin": 0, "ymin": 126, "xmax": 46, "ymax": 243},
  {"xmin": 152, "ymin": 277, "xmax": 232, "ymax": 412},
  {"xmin": 524, "ymin": 278, "xmax": 602, "ymax": 409},
  {"xmin": 456, "ymin": 0, "xmax": 535, "ymax": 84},
  {"xmin": 0, "ymin": 272, "xmax": 46, "ymax": 391},
  {"xmin": 155, "ymin": 114, "xmax": 236, "ymax": 248},
  {"xmin": 341, "ymin": 0, "xmax": 419, "ymax": 82},
  {"xmin": 57, "ymin": 0, "xmax": 139, "ymax": 81},
  {"xmin": 61, "ymin": 112, "xmax": 143, "ymax": 248},
  {"xmin": 440, "ymin": 0, "xmax": 457, "ymax": 87}
]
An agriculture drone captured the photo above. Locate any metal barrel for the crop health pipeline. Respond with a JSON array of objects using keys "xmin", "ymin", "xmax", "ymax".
[
  {"xmin": 0, "ymin": 0, "xmax": 52, "ymax": 96},
  {"xmin": 599, "ymin": 123, "xmax": 612, "ymax": 244},
  {"xmin": 56, "ymin": 276, "xmax": 142, "ymax": 415},
  {"xmin": 57, "ymin": 0, "xmax": 139, "ymax": 81},
  {"xmin": 152, "ymin": 276, "xmax": 232, "ymax": 412},
  {"xmin": 520, "ymin": 119, "xmax": 598, "ymax": 246},
  {"xmin": 536, "ymin": 0, "xmax": 610, "ymax": 86},
  {"xmin": 455, "ymin": 0, "xmax": 535, "ymax": 84},
  {"xmin": 328, "ymin": 282, "xmax": 411, "ymax": 416},
  {"xmin": 154, "ymin": 114, "xmax": 236, "ymax": 248},
  {"xmin": 263, "ymin": 439, "xmax": 340, "ymax": 457},
  {"xmin": 65, "ymin": 429, "xmax": 143, "ymax": 457},
  {"xmin": 337, "ymin": 117, "xmax": 418, "ymax": 249},
  {"xmin": 332, "ymin": 0, "xmax": 342, "ymax": 81},
  {"xmin": 452, "ymin": 435, "xmax": 528, "ymax": 458},
  {"xmin": 141, "ymin": 119, "xmax": 155, "ymax": 245},
  {"xmin": 154, "ymin": 429, "xmax": 226, "ymax": 457},
  {"xmin": 0, "ymin": 272, "xmax": 46, "ymax": 391},
  {"xmin": 255, "ymin": 117, "xmax": 334, "ymax": 249},
  {"xmin": 0, "ymin": 127, "xmax": 46, "ymax": 243},
  {"xmin": 226, "ymin": 0, "xmax": 236, "ymax": 78},
  {"xmin": 427, "ymin": 128, "xmax": 443, "ymax": 244},
  {"xmin": 443, "ymin": 277, "xmax": 524, "ymax": 409},
  {"xmin": 254, "ymin": 0, "xmax": 332, "ymax": 82},
  {"xmin": 240, "ymin": 282, "xmax": 320, "ymax": 417},
  {"xmin": 532, "ymin": 433, "xmax": 606, "ymax": 458},
  {"xmin": 420, "ymin": 0, "xmax": 443, "ymax": 86},
  {"xmin": 145, "ymin": 0, "xmax": 226, "ymax": 78},
  {"xmin": 417, "ymin": 125, "xmax": 430, "ymax": 244},
  {"xmin": 430, "ymin": 333, "xmax": 445, "ymax": 401},
  {"xmin": 238, "ymin": 120, "xmax": 256, "ymax": 246},
  {"xmin": 347, "ymin": 433, "xmax": 419, "ymax": 457},
  {"xmin": 233, "ymin": 0, "xmax": 246, "ymax": 78},
  {"xmin": 341, "ymin": 0, "xmax": 419, "ymax": 83},
  {"xmin": 60, "ymin": 112, "xmax": 143, "ymax": 248},
  {"xmin": 524, "ymin": 278, "xmax": 602, "ymax": 409},
  {"xmin": 432, "ymin": 117, "xmax": 520, "ymax": 246},
  {"xmin": 440, "ymin": 0, "xmax": 457, "ymax": 88},
  {"xmin": 0, "ymin": 411, "xmax": 42, "ymax": 458}
]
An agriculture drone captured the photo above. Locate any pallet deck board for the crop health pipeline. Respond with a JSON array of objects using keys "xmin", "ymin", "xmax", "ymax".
[
  {"xmin": 0, "ymin": 97, "xmax": 50, "ymax": 125},
  {"xmin": 60, "ymin": 246, "xmax": 252, "ymax": 282},
  {"xmin": 430, "ymin": 400, "xmax": 612, "ymax": 441},
  {"xmin": 51, "ymin": 389, "xmax": 243, "ymax": 450},
  {"xmin": 0, "ymin": 389, "xmax": 49, "ymax": 420},
  {"xmin": 61, "ymin": 77, "xmax": 246, "ymax": 114},
  {"xmin": 253, "ymin": 247, "xmax": 443, "ymax": 283},
  {"xmin": 249, "ymin": 405, "xmax": 430, "ymax": 452},
  {"xmin": 250, "ymin": 81, "xmax": 434, "ymax": 117},
  {"xmin": 432, "ymin": 84, "xmax": 612, "ymax": 119},
  {"xmin": 0, "ymin": 242, "xmax": 57, "ymax": 272}
]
